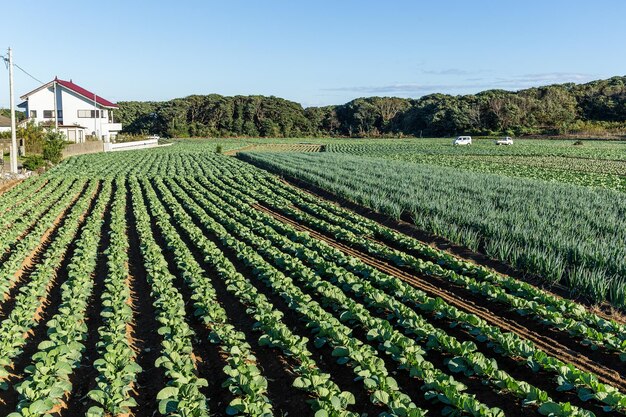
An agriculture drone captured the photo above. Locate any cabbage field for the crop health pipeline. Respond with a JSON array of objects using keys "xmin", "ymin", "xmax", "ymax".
[{"xmin": 0, "ymin": 140, "xmax": 624, "ymax": 417}]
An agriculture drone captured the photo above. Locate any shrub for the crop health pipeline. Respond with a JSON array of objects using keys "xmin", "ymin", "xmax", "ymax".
[
  {"xmin": 18, "ymin": 121, "xmax": 45, "ymax": 154},
  {"xmin": 216, "ymin": 144, "xmax": 223, "ymax": 154},
  {"xmin": 43, "ymin": 131, "xmax": 67, "ymax": 163},
  {"xmin": 22, "ymin": 154, "xmax": 45, "ymax": 171}
]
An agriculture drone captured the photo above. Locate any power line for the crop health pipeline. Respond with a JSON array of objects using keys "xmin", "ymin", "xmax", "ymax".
[
  {"xmin": 13, "ymin": 62, "xmax": 45, "ymax": 85},
  {"xmin": 1, "ymin": 54, "xmax": 46, "ymax": 84}
]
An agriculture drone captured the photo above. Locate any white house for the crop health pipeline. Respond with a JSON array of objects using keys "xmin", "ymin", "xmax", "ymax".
[
  {"xmin": 0, "ymin": 115, "xmax": 11, "ymax": 133},
  {"xmin": 18, "ymin": 77, "xmax": 122, "ymax": 143}
]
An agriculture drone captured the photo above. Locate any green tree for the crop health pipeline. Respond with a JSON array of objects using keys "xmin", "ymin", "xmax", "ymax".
[{"xmin": 42, "ymin": 131, "xmax": 67, "ymax": 163}]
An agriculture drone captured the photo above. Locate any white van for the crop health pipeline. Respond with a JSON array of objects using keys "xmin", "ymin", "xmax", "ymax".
[{"xmin": 453, "ymin": 136, "xmax": 472, "ymax": 145}]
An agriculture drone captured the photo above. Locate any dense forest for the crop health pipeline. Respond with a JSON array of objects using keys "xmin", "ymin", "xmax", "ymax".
[{"xmin": 114, "ymin": 76, "xmax": 626, "ymax": 138}]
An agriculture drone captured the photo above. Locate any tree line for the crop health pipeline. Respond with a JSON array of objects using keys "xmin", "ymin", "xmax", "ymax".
[{"xmin": 114, "ymin": 76, "xmax": 626, "ymax": 138}]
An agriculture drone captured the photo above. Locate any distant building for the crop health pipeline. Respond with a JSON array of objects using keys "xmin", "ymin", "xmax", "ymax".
[
  {"xmin": 18, "ymin": 77, "xmax": 122, "ymax": 142},
  {"xmin": 0, "ymin": 115, "xmax": 11, "ymax": 133}
]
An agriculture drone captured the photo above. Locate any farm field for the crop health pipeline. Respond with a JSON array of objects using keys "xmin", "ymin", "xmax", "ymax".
[
  {"xmin": 240, "ymin": 144, "xmax": 626, "ymax": 309},
  {"xmin": 0, "ymin": 140, "xmax": 625, "ymax": 417},
  {"xmin": 323, "ymin": 140, "xmax": 626, "ymax": 191}
]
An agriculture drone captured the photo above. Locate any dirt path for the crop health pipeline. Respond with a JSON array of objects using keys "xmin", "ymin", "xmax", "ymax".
[
  {"xmin": 254, "ymin": 203, "xmax": 626, "ymax": 394},
  {"xmin": 223, "ymin": 145, "xmax": 256, "ymax": 156},
  {"xmin": 224, "ymin": 143, "xmax": 323, "ymax": 156}
]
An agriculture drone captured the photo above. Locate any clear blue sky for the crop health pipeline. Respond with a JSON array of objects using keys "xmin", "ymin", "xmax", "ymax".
[{"xmin": 1, "ymin": 0, "xmax": 625, "ymax": 108}]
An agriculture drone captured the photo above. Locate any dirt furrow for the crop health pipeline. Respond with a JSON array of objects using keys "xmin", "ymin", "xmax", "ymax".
[
  {"xmin": 254, "ymin": 203, "xmax": 626, "ymax": 393},
  {"xmin": 125, "ymin": 180, "xmax": 165, "ymax": 415}
]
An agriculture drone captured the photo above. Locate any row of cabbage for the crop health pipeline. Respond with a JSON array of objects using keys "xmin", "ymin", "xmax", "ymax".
[{"xmin": 4, "ymin": 179, "xmax": 108, "ymax": 416}]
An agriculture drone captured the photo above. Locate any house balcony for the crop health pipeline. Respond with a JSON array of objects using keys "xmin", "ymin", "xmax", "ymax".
[{"xmin": 103, "ymin": 122, "xmax": 123, "ymax": 132}]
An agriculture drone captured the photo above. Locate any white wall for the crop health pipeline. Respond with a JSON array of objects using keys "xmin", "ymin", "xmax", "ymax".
[
  {"xmin": 60, "ymin": 88, "xmax": 105, "ymax": 139},
  {"xmin": 104, "ymin": 138, "xmax": 159, "ymax": 152},
  {"xmin": 24, "ymin": 86, "xmax": 56, "ymax": 124}
]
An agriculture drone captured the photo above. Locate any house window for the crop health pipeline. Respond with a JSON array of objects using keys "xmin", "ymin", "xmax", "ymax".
[
  {"xmin": 78, "ymin": 109, "xmax": 100, "ymax": 118},
  {"xmin": 30, "ymin": 110, "xmax": 37, "ymax": 118},
  {"xmin": 43, "ymin": 110, "xmax": 55, "ymax": 118}
]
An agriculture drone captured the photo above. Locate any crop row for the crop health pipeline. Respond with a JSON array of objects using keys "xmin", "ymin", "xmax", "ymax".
[
  {"xmin": 128, "ymin": 177, "xmax": 210, "ymax": 417},
  {"xmin": 8, "ymin": 180, "xmax": 112, "ymax": 416},
  {"xmin": 0, "ymin": 178, "xmax": 84, "ymax": 301},
  {"xmin": 0, "ymin": 176, "xmax": 64, "ymax": 241},
  {"xmin": 0, "ymin": 176, "xmax": 50, "ymax": 214},
  {"xmin": 85, "ymin": 177, "xmax": 141, "ymax": 416},
  {"xmin": 0, "ymin": 179, "xmax": 97, "ymax": 396}
]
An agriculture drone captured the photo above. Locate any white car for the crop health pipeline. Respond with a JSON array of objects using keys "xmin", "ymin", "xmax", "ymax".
[
  {"xmin": 453, "ymin": 136, "xmax": 472, "ymax": 145},
  {"xmin": 496, "ymin": 136, "xmax": 513, "ymax": 145}
]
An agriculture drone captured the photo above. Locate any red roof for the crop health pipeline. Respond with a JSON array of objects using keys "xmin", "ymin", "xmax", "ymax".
[{"xmin": 20, "ymin": 77, "xmax": 118, "ymax": 109}]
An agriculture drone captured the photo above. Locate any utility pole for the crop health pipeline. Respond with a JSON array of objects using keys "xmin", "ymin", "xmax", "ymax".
[
  {"xmin": 93, "ymin": 92, "xmax": 97, "ymax": 143},
  {"xmin": 53, "ymin": 78, "xmax": 58, "ymax": 130},
  {"xmin": 8, "ymin": 47, "xmax": 18, "ymax": 174}
]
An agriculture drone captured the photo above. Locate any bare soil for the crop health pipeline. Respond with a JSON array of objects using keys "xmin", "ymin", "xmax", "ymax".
[{"xmin": 124, "ymin": 180, "xmax": 166, "ymax": 416}]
